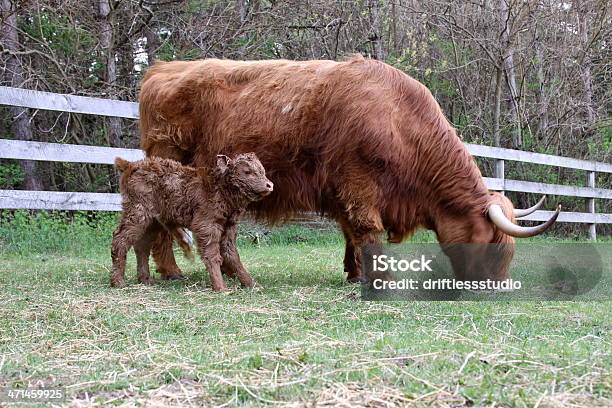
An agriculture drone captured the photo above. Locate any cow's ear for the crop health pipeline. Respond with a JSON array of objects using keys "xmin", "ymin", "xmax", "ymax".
[{"xmin": 216, "ymin": 154, "xmax": 230, "ymax": 174}]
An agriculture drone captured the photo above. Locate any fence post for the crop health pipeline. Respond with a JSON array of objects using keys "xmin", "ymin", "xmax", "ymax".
[
  {"xmin": 494, "ymin": 159, "xmax": 505, "ymax": 195},
  {"xmin": 586, "ymin": 171, "xmax": 596, "ymax": 240}
]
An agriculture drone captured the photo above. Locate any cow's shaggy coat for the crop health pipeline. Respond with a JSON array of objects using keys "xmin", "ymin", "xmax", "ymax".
[
  {"xmin": 110, "ymin": 153, "xmax": 273, "ymax": 291},
  {"xmin": 138, "ymin": 55, "xmax": 550, "ymax": 282}
]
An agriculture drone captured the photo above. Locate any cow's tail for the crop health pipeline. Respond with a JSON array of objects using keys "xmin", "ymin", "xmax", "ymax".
[{"xmin": 170, "ymin": 227, "xmax": 195, "ymax": 262}]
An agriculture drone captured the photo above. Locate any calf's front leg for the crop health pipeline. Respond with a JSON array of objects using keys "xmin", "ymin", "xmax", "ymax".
[
  {"xmin": 221, "ymin": 224, "xmax": 256, "ymax": 288},
  {"xmin": 193, "ymin": 223, "xmax": 227, "ymax": 292}
]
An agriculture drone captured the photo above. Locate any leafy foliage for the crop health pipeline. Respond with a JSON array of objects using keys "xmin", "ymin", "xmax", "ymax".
[{"xmin": 0, "ymin": 162, "xmax": 24, "ymax": 189}]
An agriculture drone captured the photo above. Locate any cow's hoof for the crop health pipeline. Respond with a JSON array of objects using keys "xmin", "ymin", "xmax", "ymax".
[
  {"xmin": 242, "ymin": 280, "xmax": 258, "ymax": 289},
  {"xmin": 347, "ymin": 275, "xmax": 369, "ymax": 284},
  {"xmin": 138, "ymin": 276, "xmax": 155, "ymax": 286},
  {"xmin": 162, "ymin": 273, "xmax": 186, "ymax": 281}
]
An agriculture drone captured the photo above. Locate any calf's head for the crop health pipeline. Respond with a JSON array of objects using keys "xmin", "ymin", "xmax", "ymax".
[{"xmin": 215, "ymin": 153, "xmax": 274, "ymax": 201}]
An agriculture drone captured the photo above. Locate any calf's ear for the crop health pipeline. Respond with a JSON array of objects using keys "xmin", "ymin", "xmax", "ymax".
[{"xmin": 216, "ymin": 154, "xmax": 230, "ymax": 173}]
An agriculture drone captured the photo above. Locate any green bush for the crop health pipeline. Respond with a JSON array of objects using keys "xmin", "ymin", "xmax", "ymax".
[
  {"xmin": 0, "ymin": 210, "xmax": 118, "ymax": 255},
  {"xmin": 0, "ymin": 210, "xmax": 345, "ymax": 256},
  {"xmin": 0, "ymin": 162, "xmax": 24, "ymax": 189}
]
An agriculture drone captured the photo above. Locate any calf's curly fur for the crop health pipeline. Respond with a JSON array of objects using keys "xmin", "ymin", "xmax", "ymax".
[{"xmin": 110, "ymin": 153, "xmax": 273, "ymax": 291}]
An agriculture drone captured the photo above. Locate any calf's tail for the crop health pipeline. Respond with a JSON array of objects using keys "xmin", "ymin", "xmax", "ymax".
[
  {"xmin": 170, "ymin": 227, "xmax": 195, "ymax": 262},
  {"xmin": 114, "ymin": 157, "xmax": 134, "ymax": 195},
  {"xmin": 154, "ymin": 218, "xmax": 194, "ymax": 261},
  {"xmin": 114, "ymin": 157, "xmax": 131, "ymax": 173}
]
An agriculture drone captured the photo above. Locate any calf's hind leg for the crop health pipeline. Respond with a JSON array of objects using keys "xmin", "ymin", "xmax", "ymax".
[
  {"xmin": 111, "ymin": 215, "xmax": 152, "ymax": 288},
  {"xmin": 146, "ymin": 141, "xmax": 189, "ymax": 281},
  {"xmin": 134, "ymin": 221, "xmax": 164, "ymax": 285}
]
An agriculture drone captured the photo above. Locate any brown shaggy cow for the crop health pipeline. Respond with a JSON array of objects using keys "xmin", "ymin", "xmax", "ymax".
[
  {"xmin": 138, "ymin": 55, "xmax": 559, "ymax": 283},
  {"xmin": 110, "ymin": 153, "xmax": 273, "ymax": 291}
]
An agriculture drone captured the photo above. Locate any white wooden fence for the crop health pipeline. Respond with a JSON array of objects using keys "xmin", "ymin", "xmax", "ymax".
[{"xmin": 0, "ymin": 86, "xmax": 610, "ymax": 239}]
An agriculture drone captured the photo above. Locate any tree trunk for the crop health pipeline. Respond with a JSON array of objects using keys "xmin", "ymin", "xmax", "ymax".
[
  {"xmin": 0, "ymin": 0, "xmax": 44, "ymax": 190},
  {"xmin": 236, "ymin": 0, "xmax": 248, "ymax": 23},
  {"xmin": 234, "ymin": 0, "xmax": 253, "ymax": 57},
  {"xmin": 499, "ymin": 0, "xmax": 521, "ymax": 147},
  {"xmin": 390, "ymin": 0, "xmax": 398, "ymax": 54},
  {"xmin": 99, "ymin": 0, "xmax": 123, "ymax": 147},
  {"xmin": 368, "ymin": 0, "xmax": 385, "ymax": 61},
  {"xmin": 579, "ymin": 9, "xmax": 595, "ymax": 125},
  {"xmin": 145, "ymin": 25, "xmax": 160, "ymax": 66},
  {"xmin": 493, "ymin": 64, "xmax": 504, "ymax": 147},
  {"xmin": 534, "ymin": 29, "xmax": 548, "ymax": 138}
]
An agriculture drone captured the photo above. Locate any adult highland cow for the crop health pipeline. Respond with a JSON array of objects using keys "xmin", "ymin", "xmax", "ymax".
[{"xmin": 139, "ymin": 55, "xmax": 559, "ymax": 283}]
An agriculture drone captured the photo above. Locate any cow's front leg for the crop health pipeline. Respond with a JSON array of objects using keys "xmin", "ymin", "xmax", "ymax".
[
  {"xmin": 338, "ymin": 217, "xmax": 365, "ymax": 283},
  {"xmin": 193, "ymin": 223, "xmax": 227, "ymax": 292},
  {"xmin": 221, "ymin": 224, "xmax": 256, "ymax": 288},
  {"xmin": 151, "ymin": 228, "xmax": 185, "ymax": 280},
  {"xmin": 343, "ymin": 202, "xmax": 385, "ymax": 284}
]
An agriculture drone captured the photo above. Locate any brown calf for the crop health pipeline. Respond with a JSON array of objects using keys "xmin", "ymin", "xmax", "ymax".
[{"xmin": 110, "ymin": 153, "xmax": 273, "ymax": 291}]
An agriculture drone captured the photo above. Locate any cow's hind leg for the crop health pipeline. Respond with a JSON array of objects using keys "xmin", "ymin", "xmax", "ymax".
[
  {"xmin": 334, "ymin": 164, "xmax": 385, "ymax": 283},
  {"xmin": 338, "ymin": 218, "xmax": 364, "ymax": 283},
  {"xmin": 151, "ymin": 229, "xmax": 186, "ymax": 280}
]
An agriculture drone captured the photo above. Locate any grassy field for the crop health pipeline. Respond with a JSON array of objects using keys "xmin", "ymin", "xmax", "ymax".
[{"xmin": 0, "ymin": 212, "xmax": 610, "ymax": 407}]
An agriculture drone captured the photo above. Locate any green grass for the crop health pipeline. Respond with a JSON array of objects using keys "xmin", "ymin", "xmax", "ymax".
[{"xmin": 0, "ymin": 212, "xmax": 610, "ymax": 406}]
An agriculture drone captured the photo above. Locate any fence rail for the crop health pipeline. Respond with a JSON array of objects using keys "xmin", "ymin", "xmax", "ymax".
[
  {"xmin": 1, "ymin": 86, "xmax": 610, "ymax": 239},
  {"xmin": 0, "ymin": 86, "xmax": 139, "ymax": 119},
  {"xmin": 2, "ymin": 189, "xmax": 609, "ymax": 225}
]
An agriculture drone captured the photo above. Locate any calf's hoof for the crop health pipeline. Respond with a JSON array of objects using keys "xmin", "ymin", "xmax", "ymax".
[
  {"xmin": 221, "ymin": 267, "xmax": 235, "ymax": 278},
  {"xmin": 211, "ymin": 285, "xmax": 229, "ymax": 292},
  {"xmin": 157, "ymin": 266, "xmax": 185, "ymax": 281}
]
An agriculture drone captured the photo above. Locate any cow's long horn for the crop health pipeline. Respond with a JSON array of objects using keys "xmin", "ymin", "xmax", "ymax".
[
  {"xmin": 514, "ymin": 195, "xmax": 546, "ymax": 218},
  {"xmin": 488, "ymin": 204, "xmax": 561, "ymax": 238}
]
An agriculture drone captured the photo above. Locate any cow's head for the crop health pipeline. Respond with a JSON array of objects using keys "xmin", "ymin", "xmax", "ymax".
[{"xmin": 436, "ymin": 193, "xmax": 560, "ymax": 281}]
